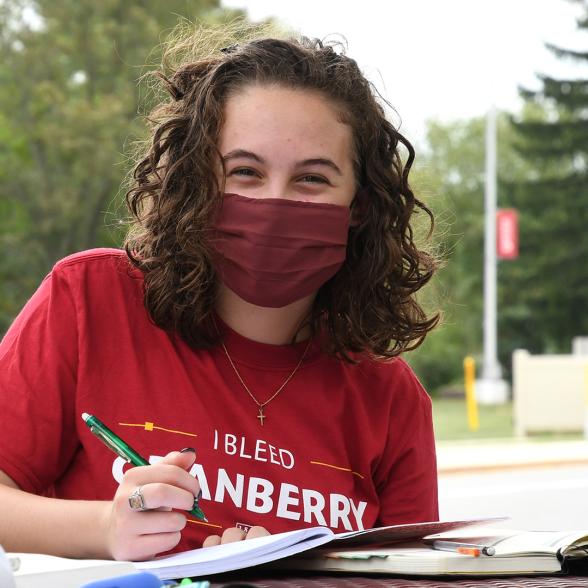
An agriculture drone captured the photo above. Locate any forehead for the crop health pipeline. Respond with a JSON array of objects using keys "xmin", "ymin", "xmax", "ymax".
[{"xmin": 219, "ymin": 84, "xmax": 354, "ymax": 165}]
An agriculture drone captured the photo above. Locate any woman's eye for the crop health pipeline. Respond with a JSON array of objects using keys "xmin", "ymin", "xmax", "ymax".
[
  {"xmin": 231, "ymin": 168, "xmax": 258, "ymax": 177},
  {"xmin": 299, "ymin": 175, "xmax": 328, "ymax": 184}
]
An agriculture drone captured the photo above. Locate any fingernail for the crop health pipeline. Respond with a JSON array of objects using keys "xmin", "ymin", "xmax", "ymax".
[{"xmin": 180, "ymin": 447, "xmax": 196, "ymax": 453}]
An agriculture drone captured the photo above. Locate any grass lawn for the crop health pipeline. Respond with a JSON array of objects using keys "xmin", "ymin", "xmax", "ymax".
[
  {"xmin": 432, "ymin": 397, "xmax": 586, "ymax": 442},
  {"xmin": 432, "ymin": 397, "xmax": 514, "ymax": 441}
]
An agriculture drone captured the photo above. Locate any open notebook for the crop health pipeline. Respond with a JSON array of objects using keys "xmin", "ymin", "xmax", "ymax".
[
  {"xmin": 135, "ymin": 517, "xmax": 500, "ymax": 579},
  {"xmin": 7, "ymin": 517, "xmax": 501, "ymax": 585}
]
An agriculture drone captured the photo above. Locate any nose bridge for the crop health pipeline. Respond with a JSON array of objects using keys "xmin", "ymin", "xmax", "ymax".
[{"xmin": 263, "ymin": 168, "xmax": 293, "ymax": 199}]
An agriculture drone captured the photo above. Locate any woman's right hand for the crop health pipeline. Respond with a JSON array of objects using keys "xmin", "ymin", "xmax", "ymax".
[{"xmin": 102, "ymin": 449, "xmax": 200, "ymax": 561}]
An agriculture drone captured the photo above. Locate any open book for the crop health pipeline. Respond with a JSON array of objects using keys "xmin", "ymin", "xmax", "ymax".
[
  {"xmin": 5, "ymin": 517, "xmax": 501, "ymax": 585},
  {"xmin": 135, "ymin": 517, "xmax": 499, "ymax": 580},
  {"xmin": 274, "ymin": 527, "xmax": 588, "ymax": 577}
]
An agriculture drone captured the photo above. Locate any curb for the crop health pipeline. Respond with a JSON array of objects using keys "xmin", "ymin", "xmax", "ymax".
[
  {"xmin": 435, "ymin": 439, "xmax": 588, "ymax": 475},
  {"xmin": 437, "ymin": 458, "xmax": 588, "ymax": 475}
]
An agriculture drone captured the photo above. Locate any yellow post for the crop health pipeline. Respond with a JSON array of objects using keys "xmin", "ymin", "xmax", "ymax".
[
  {"xmin": 464, "ymin": 356, "xmax": 479, "ymax": 431},
  {"xmin": 584, "ymin": 366, "xmax": 588, "ymax": 439}
]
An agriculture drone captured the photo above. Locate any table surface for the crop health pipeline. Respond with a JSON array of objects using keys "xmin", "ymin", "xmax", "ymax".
[{"xmin": 207, "ymin": 574, "xmax": 588, "ymax": 587}]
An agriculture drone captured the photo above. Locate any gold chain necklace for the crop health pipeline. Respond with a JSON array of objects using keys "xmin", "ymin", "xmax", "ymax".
[{"xmin": 220, "ymin": 337, "xmax": 311, "ymax": 426}]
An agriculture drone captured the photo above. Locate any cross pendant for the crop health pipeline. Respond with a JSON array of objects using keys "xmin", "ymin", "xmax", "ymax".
[{"xmin": 257, "ymin": 407, "xmax": 266, "ymax": 426}]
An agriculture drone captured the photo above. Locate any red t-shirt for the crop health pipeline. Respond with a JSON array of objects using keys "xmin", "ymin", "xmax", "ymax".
[{"xmin": 0, "ymin": 249, "xmax": 438, "ymax": 552}]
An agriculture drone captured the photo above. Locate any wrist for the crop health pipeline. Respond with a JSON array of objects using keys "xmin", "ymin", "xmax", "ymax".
[
  {"xmin": 75, "ymin": 500, "xmax": 114, "ymax": 560},
  {"xmin": 96, "ymin": 500, "xmax": 116, "ymax": 559}
]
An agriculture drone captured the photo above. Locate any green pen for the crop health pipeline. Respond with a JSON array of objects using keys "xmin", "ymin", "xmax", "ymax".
[{"xmin": 81, "ymin": 412, "xmax": 207, "ymax": 522}]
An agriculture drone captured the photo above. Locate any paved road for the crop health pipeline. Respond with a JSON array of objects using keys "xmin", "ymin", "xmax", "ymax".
[{"xmin": 438, "ymin": 464, "xmax": 588, "ymax": 531}]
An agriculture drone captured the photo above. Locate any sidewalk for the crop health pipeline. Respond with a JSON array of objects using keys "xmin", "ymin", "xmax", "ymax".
[{"xmin": 436, "ymin": 438, "xmax": 588, "ymax": 474}]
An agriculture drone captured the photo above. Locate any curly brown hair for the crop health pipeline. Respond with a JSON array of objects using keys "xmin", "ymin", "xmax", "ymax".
[{"xmin": 125, "ymin": 23, "xmax": 439, "ymax": 361}]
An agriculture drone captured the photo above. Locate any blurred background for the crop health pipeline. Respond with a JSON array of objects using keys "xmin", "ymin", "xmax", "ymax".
[{"xmin": 1, "ymin": 0, "xmax": 587, "ymax": 444}]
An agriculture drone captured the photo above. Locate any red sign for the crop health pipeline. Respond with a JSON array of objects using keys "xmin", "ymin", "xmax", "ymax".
[{"xmin": 496, "ymin": 209, "xmax": 519, "ymax": 259}]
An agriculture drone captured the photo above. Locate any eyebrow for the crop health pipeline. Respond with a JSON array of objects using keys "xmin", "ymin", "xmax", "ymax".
[{"xmin": 222, "ymin": 149, "xmax": 343, "ymax": 176}]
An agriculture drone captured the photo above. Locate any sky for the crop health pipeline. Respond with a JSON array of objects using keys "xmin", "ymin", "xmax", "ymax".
[{"xmin": 220, "ymin": 0, "xmax": 587, "ymax": 144}]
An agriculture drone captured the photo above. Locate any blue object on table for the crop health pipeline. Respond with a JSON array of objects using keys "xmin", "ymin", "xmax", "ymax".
[{"xmin": 80, "ymin": 570, "xmax": 164, "ymax": 588}]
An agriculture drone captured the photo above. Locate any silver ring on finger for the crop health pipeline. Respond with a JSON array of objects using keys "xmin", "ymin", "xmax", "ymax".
[{"xmin": 128, "ymin": 485, "xmax": 148, "ymax": 511}]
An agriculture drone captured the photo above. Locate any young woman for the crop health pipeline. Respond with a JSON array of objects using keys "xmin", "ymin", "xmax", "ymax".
[{"xmin": 0, "ymin": 33, "xmax": 439, "ymax": 561}]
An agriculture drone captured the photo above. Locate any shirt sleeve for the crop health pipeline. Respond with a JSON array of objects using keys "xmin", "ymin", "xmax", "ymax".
[
  {"xmin": 375, "ymin": 361, "xmax": 439, "ymax": 525},
  {"xmin": 0, "ymin": 265, "xmax": 79, "ymax": 493}
]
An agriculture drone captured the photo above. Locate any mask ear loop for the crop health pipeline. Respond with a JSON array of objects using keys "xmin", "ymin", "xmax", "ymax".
[{"xmin": 350, "ymin": 187, "xmax": 369, "ymax": 227}]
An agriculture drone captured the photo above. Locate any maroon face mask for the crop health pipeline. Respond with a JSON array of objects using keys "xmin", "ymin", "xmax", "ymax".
[{"xmin": 210, "ymin": 193, "xmax": 350, "ymax": 308}]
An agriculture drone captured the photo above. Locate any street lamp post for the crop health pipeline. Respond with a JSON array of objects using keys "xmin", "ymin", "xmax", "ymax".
[{"xmin": 477, "ymin": 106, "xmax": 509, "ymax": 404}]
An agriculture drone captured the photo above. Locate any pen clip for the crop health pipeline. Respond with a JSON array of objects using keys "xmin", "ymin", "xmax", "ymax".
[{"xmin": 90, "ymin": 426, "xmax": 132, "ymax": 463}]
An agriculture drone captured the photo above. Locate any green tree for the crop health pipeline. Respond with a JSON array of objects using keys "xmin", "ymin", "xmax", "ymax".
[
  {"xmin": 507, "ymin": 0, "xmax": 588, "ymax": 353},
  {"xmin": 408, "ymin": 114, "xmax": 537, "ymax": 393},
  {"xmin": 0, "ymin": 0, "xmax": 249, "ymax": 333}
]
